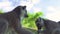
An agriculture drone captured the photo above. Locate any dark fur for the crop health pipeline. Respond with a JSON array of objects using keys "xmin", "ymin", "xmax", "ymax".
[
  {"xmin": 35, "ymin": 17, "xmax": 44, "ymax": 34},
  {"xmin": 0, "ymin": 18, "xmax": 8, "ymax": 34},
  {"xmin": 36, "ymin": 17, "xmax": 60, "ymax": 34},
  {"xmin": 0, "ymin": 6, "xmax": 33, "ymax": 34}
]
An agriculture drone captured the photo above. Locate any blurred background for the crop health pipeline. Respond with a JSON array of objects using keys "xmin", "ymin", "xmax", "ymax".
[
  {"xmin": 0, "ymin": 0, "xmax": 60, "ymax": 22},
  {"xmin": 0, "ymin": 0, "xmax": 60, "ymax": 34}
]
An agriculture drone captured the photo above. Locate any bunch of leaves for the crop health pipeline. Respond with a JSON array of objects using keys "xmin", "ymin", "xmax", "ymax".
[{"xmin": 22, "ymin": 11, "xmax": 43, "ymax": 30}]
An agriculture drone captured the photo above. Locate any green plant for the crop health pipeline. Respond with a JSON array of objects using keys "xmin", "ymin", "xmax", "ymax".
[
  {"xmin": 22, "ymin": 12, "xmax": 43, "ymax": 30},
  {"xmin": 0, "ymin": 9, "xmax": 3, "ymax": 13}
]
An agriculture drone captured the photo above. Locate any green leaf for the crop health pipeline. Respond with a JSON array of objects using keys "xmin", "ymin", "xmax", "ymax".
[{"xmin": 22, "ymin": 11, "xmax": 44, "ymax": 30}]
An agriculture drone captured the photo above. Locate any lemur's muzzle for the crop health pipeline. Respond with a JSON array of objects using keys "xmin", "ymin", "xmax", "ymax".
[{"xmin": 24, "ymin": 14, "xmax": 28, "ymax": 17}]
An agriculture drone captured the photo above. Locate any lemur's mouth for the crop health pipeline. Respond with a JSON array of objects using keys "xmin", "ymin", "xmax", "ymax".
[{"xmin": 24, "ymin": 14, "xmax": 28, "ymax": 18}]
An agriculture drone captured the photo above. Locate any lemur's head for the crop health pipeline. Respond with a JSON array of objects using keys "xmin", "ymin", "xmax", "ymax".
[{"xmin": 13, "ymin": 6, "xmax": 28, "ymax": 18}]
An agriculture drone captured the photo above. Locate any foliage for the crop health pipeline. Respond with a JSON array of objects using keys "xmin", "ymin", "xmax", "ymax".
[
  {"xmin": 0, "ymin": 9, "xmax": 3, "ymax": 13},
  {"xmin": 22, "ymin": 12, "xmax": 43, "ymax": 30}
]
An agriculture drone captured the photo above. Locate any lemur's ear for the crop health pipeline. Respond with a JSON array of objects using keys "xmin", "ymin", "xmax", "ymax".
[{"xmin": 22, "ymin": 6, "xmax": 26, "ymax": 9}]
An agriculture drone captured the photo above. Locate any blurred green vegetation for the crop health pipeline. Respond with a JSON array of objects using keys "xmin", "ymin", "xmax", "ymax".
[
  {"xmin": 22, "ymin": 12, "xmax": 43, "ymax": 30},
  {"xmin": 0, "ymin": 9, "xmax": 4, "ymax": 13}
]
